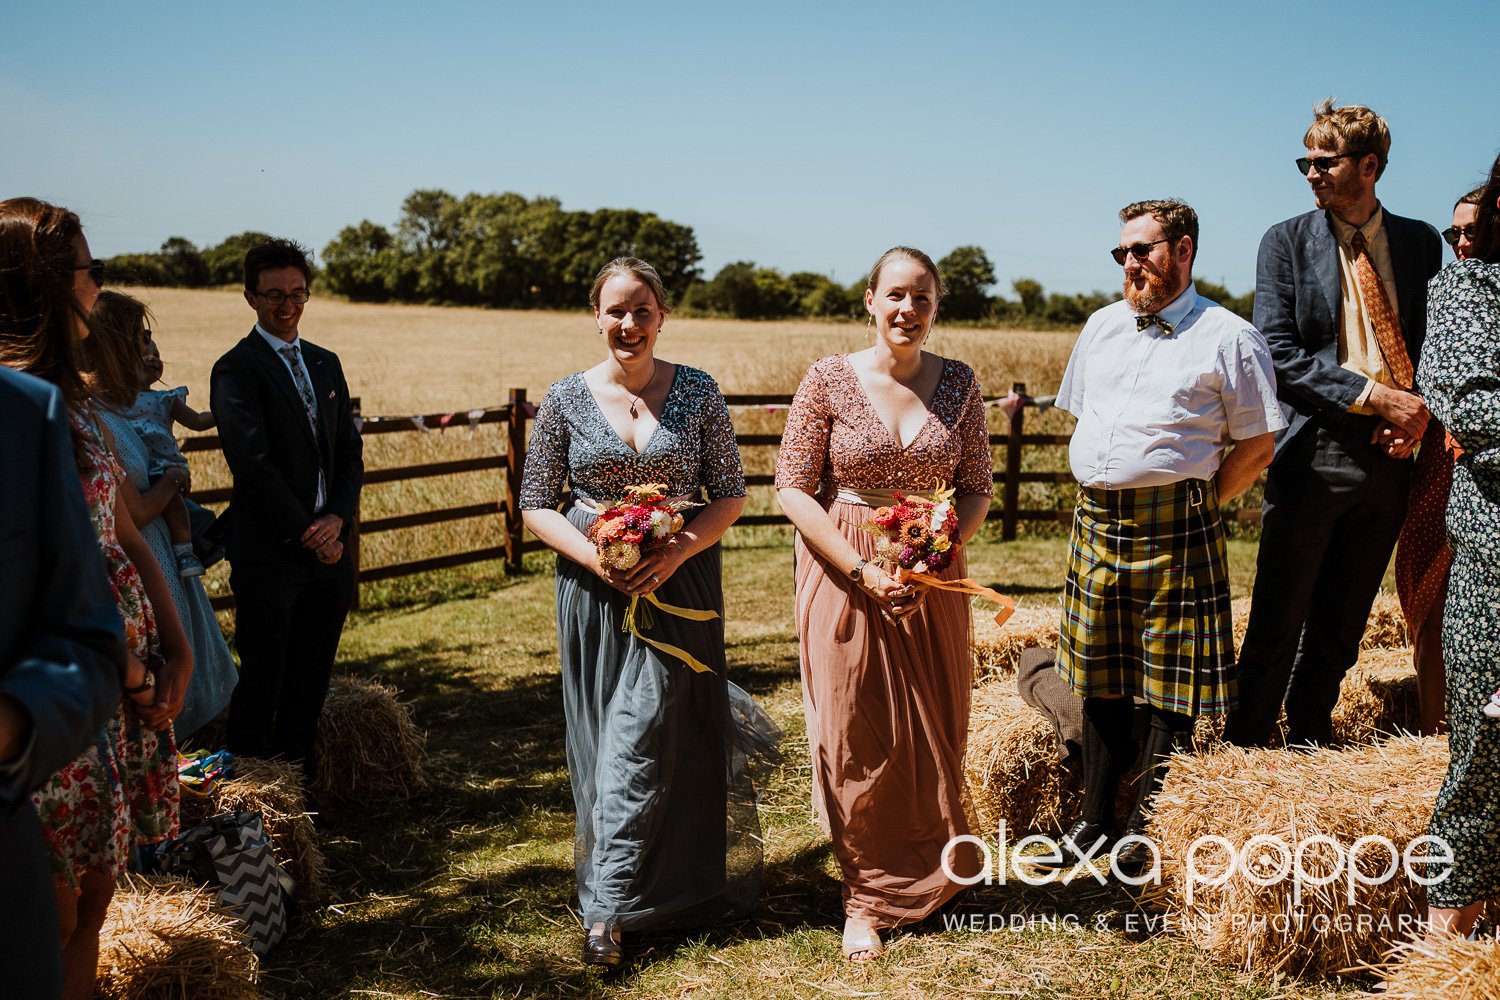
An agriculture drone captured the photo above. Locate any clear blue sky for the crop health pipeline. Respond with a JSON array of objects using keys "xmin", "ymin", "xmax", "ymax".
[{"xmin": 5, "ymin": 1, "xmax": 1497, "ymax": 298}]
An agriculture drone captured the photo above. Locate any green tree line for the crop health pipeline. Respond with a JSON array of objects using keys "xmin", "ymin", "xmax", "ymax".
[{"xmin": 103, "ymin": 189, "xmax": 1253, "ymax": 323}]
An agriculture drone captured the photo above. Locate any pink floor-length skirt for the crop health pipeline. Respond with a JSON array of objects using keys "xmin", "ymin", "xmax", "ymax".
[{"xmin": 795, "ymin": 499, "xmax": 981, "ymax": 928}]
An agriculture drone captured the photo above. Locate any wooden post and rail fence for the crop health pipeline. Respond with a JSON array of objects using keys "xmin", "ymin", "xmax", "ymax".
[{"xmin": 185, "ymin": 382, "xmax": 1262, "ymax": 610}]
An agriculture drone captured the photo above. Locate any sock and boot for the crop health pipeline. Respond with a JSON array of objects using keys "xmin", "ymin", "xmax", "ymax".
[
  {"xmin": 1046, "ymin": 694, "xmax": 1137, "ymax": 865},
  {"xmin": 1114, "ymin": 707, "xmax": 1194, "ymax": 874}
]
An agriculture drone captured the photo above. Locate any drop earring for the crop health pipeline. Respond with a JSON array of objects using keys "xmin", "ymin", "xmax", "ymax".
[{"xmin": 865, "ymin": 314, "xmax": 874, "ymax": 344}]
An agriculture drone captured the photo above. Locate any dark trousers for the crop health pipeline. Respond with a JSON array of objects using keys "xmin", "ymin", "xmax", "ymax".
[
  {"xmin": 227, "ymin": 556, "xmax": 354, "ymax": 781},
  {"xmin": 0, "ymin": 804, "xmax": 63, "ymax": 999},
  {"xmin": 1225, "ymin": 423, "xmax": 1411, "ymax": 747}
]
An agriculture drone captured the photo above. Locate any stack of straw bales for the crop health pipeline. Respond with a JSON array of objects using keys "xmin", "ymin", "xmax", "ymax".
[
  {"xmin": 314, "ymin": 676, "xmax": 426, "ymax": 805},
  {"xmin": 1331, "ymin": 646, "xmax": 1420, "ymax": 744},
  {"xmin": 972, "ymin": 606, "xmax": 1059, "ymax": 678},
  {"xmin": 1148, "ymin": 735, "xmax": 1448, "ymax": 976},
  {"xmin": 180, "ymin": 756, "xmax": 324, "ymax": 904},
  {"xmin": 969, "ymin": 590, "xmax": 1401, "ymax": 679},
  {"xmin": 1379, "ymin": 933, "xmax": 1500, "ymax": 999},
  {"xmin": 966, "ymin": 680, "xmax": 1083, "ymax": 836},
  {"xmin": 1361, "ymin": 591, "xmax": 1410, "ymax": 650},
  {"xmin": 97, "ymin": 875, "xmax": 258, "ymax": 1000}
]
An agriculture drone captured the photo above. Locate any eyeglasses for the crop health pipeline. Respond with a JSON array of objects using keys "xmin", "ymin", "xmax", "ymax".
[
  {"xmin": 1295, "ymin": 152, "xmax": 1365, "ymax": 175},
  {"xmin": 73, "ymin": 259, "xmax": 105, "ymax": 288},
  {"xmin": 1110, "ymin": 239, "xmax": 1170, "ymax": 265},
  {"xmin": 1442, "ymin": 225, "xmax": 1477, "ymax": 247},
  {"xmin": 253, "ymin": 289, "xmax": 311, "ymax": 305}
]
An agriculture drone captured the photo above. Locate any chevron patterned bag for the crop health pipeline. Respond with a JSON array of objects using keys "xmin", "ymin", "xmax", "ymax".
[{"xmin": 154, "ymin": 810, "xmax": 289, "ymax": 956}]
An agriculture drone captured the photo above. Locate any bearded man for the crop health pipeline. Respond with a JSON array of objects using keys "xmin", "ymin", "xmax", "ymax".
[
  {"xmin": 1224, "ymin": 101, "xmax": 1442, "ymax": 749},
  {"xmin": 1045, "ymin": 199, "xmax": 1285, "ymax": 870}
]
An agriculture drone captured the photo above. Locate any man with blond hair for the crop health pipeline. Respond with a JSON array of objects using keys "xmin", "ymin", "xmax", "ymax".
[
  {"xmin": 1225, "ymin": 100, "xmax": 1442, "ymax": 749},
  {"xmin": 1048, "ymin": 199, "xmax": 1283, "ymax": 868}
]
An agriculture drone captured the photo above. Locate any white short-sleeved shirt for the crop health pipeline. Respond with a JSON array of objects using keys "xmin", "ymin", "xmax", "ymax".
[{"xmin": 1056, "ymin": 284, "xmax": 1287, "ymax": 489}]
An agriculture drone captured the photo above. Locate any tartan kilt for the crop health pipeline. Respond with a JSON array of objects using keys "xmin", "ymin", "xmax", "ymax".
[{"xmin": 1056, "ymin": 478, "xmax": 1234, "ymax": 715}]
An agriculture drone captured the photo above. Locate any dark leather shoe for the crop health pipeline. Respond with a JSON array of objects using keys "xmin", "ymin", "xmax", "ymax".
[
  {"xmin": 582, "ymin": 929, "xmax": 622, "ymax": 968},
  {"xmin": 1030, "ymin": 819, "xmax": 1113, "ymax": 869},
  {"xmin": 1111, "ymin": 827, "xmax": 1156, "ymax": 877}
]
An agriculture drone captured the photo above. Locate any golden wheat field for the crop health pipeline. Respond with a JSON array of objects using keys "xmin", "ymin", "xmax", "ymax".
[
  {"xmin": 132, "ymin": 287, "xmax": 1077, "ymax": 411},
  {"xmin": 132, "ymin": 287, "xmax": 1080, "ymax": 588}
]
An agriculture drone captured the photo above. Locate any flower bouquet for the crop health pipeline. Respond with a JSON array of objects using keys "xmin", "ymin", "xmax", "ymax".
[
  {"xmin": 587, "ymin": 484, "xmax": 690, "ymax": 571},
  {"xmin": 863, "ymin": 483, "xmax": 1014, "ymax": 626},
  {"xmin": 586, "ymin": 484, "xmax": 719, "ymax": 672}
]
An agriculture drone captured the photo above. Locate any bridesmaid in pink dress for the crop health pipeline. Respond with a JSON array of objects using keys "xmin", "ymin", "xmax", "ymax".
[{"xmin": 775, "ymin": 246, "xmax": 1016, "ymax": 961}]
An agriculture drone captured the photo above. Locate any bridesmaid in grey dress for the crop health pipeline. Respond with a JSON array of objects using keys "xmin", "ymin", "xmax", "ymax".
[
  {"xmin": 519, "ymin": 258, "xmax": 777, "ymax": 968},
  {"xmin": 86, "ymin": 291, "xmax": 237, "ymax": 738}
]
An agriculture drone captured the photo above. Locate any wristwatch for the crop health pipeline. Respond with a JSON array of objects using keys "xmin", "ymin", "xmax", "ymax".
[
  {"xmin": 848, "ymin": 558, "xmax": 869, "ymax": 584},
  {"xmin": 124, "ymin": 669, "xmax": 155, "ymax": 696}
]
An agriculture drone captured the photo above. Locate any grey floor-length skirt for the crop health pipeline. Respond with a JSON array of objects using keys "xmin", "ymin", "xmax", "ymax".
[{"xmin": 556, "ymin": 505, "xmax": 779, "ymax": 931}]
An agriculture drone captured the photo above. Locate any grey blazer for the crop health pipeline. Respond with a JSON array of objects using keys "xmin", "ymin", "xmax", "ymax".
[{"xmin": 1252, "ymin": 207, "xmax": 1443, "ymax": 454}]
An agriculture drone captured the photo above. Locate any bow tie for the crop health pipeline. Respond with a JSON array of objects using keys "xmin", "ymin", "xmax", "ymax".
[{"xmin": 1136, "ymin": 314, "xmax": 1174, "ymax": 336}]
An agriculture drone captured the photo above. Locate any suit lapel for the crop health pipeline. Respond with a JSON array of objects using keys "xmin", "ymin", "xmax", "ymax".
[
  {"xmin": 248, "ymin": 331, "xmax": 318, "ymax": 450},
  {"xmin": 1311, "ymin": 212, "xmax": 1342, "ymax": 330}
]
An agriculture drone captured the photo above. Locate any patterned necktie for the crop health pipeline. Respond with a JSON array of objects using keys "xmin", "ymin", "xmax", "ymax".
[
  {"xmin": 1349, "ymin": 230, "xmax": 1414, "ymax": 388},
  {"xmin": 279, "ymin": 343, "xmax": 319, "ymax": 432},
  {"xmin": 1135, "ymin": 314, "xmax": 1174, "ymax": 336}
]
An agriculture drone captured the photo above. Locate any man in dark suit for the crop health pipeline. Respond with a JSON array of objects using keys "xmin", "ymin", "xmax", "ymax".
[
  {"xmin": 1225, "ymin": 100, "xmax": 1442, "ymax": 748},
  {"xmin": 0, "ymin": 366, "xmax": 125, "ymax": 999},
  {"xmin": 211, "ymin": 239, "xmax": 363, "ymax": 783}
]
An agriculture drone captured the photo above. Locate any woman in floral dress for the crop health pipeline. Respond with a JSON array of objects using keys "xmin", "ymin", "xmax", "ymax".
[
  {"xmin": 1419, "ymin": 157, "xmax": 1500, "ymax": 940},
  {"xmin": 0, "ymin": 197, "xmax": 192, "ymax": 1000},
  {"xmin": 775, "ymin": 246, "xmax": 1016, "ymax": 961},
  {"xmin": 519, "ymin": 257, "xmax": 777, "ymax": 968}
]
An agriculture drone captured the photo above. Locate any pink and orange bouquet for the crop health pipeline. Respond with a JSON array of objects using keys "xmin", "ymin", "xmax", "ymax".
[
  {"xmin": 862, "ymin": 482, "xmax": 1015, "ymax": 627},
  {"xmin": 587, "ymin": 484, "xmax": 690, "ymax": 571},
  {"xmin": 865, "ymin": 485, "xmax": 961, "ymax": 576}
]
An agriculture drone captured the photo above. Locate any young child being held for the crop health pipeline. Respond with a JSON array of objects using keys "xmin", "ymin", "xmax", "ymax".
[{"xmin": 124, "ymin": 337, "xmax": 216, "ymax": 576}]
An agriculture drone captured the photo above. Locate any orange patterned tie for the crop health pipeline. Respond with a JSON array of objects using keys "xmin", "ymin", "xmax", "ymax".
[{"xmin": 1349, "ymin": 230, "xmax": 1414, "ymax": 389}]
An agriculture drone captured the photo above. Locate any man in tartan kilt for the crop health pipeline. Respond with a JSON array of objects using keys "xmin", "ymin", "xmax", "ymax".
[{"xmin": 1046, "ymin": 200, "xmax": 1286, "ymax": 869}]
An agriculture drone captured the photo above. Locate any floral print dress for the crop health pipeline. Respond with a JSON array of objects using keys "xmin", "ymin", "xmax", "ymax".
[
  {"xmin": 1418, "ymin": 260, "xmax": 1500, "ymax": 908},
  {"xmin": 31, "ymin": 406, "xmax": 179, "ymax": 889}
]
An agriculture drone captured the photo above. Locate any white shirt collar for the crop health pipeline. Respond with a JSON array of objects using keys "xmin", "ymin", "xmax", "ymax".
[{"xmin": 254, "ymin": 324, "xmax": 300, "ymax": 353}]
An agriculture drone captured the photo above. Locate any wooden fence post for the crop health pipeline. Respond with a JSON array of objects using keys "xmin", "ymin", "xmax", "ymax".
[
  {"xmin": 348, "ymin": 397, "xmax": 363, "ymax": 610},
  {"xmin": 1003, "ymin": 382, "xmax": 1026, "ymax": 541},
  {"xmin": 504, "ymin": 388, "xmax": 528, "ymax": 573}
]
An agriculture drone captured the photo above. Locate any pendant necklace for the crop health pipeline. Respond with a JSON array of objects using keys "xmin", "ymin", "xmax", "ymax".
[{"xmin": 617, "ymin": 360, "xmax": 658, "ymax": 419}]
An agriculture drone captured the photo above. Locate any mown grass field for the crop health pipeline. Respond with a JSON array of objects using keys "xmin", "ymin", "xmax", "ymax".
[{"xmin": 131, "ymin": 288, "xmax": 1382, "ymax": 997}]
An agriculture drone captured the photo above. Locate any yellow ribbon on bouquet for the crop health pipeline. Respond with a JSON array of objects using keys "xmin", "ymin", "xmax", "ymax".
[
  {"xmin": 622, "ymin": 592, "xmax": 721, "ymax": 673},
  {"xmin": 902, "ymin": 570, "xmax": 1016, "ymax": 627}
]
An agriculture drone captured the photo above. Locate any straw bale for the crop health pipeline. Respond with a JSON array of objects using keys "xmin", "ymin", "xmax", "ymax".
[
  {"xmin": 1229, "ymin": 592, "xmax": 1406, "ymax": 655},
  {"xmin": 314, "ymin": 675, "xmax": 426, "ymax": 805},
  {"xmin": 97, "ymin": 874, "xmax": 258, "ymax": 1000},
  {"xmin": 1229, "ymin": 596, "xmax": 1252, "ymax": 655},
  {"xmin": 965, "ymin": 681, "xmax": 1081, "ymax": 836},
  {"xmin": 1149, "ymin": 735, "xmax": 1448, "ymax": 977},
  {"xmin": 180, "ymin": 756, "xmax": 324, "ymax": 903},
  {"xmin": 1361, "ymin": 591, "xmax": 1409, "ymax": 650},
  {"xmin": 964, "ymin": 680, "xmax": 1156, "ymax": 835},
  {"xmin": 1332, "ymin": 647, "xmax": 1420, "ymax": 745},
  {"xmin": 972, "ymin": 605, "xmax": 1058, "ymax": 678},
  {"xmin": 1380, "ymin": 933, "xmax": 1500, "ymax": 1000}
]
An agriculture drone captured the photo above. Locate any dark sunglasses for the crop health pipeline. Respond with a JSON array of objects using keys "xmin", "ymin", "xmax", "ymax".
[
  {"xmin": 1442, "ymin": 225, "xmax": 1477, "ymax": 247},
  {"xmin": 73, "ymin": 258, "xmax": 105, "ymax": 288},
  {"xmin": 1295, "ymin": 152, "xmax": 1365, "ymax": 175},
  {"xmin": 1110, "ymin": 238, "xmax": 1170, "ymax": 265}
]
